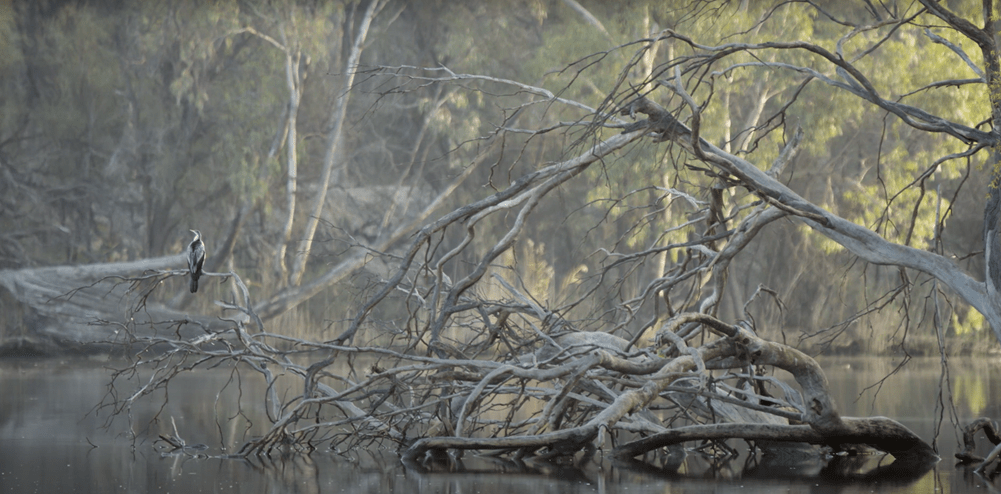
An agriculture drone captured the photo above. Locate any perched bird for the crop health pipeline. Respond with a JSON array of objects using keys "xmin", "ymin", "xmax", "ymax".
[{"xmin": 187, "ymin": 229, "xmax": 206, "ymax": 293}]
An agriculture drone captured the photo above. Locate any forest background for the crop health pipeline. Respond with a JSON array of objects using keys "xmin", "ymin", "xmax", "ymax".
[{"xmin": 0, "ymin": 0, "xmax": 995, "ymax": 357}]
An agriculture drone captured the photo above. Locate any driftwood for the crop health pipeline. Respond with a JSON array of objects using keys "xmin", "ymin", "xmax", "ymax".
[
  {"xmin": 91, "ymin": 265, "xmax": 938, "ymax": 466},
  {"xmin": 401, "ymin": 312, "xmax": 937, "ymax": 463},
  {"xmin": 956, "ymin": 417, "xmax": 1001, "ymax": 472}
]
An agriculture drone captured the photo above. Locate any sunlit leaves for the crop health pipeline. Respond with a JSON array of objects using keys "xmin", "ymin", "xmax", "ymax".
[
  {"xmin": 953, "ymin": 372, "xmax": 988, "ymax": 415},
  {"xmin": 953, "ymin": 304, "xmax": 986, "ymax": 335}
]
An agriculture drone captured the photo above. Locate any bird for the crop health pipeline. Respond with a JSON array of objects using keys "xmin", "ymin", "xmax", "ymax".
[{"xmin": 187, "ymin": 229, "xmax": 206, "ymax": 293}]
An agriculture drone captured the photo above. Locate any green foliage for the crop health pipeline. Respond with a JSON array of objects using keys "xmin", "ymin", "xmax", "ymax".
[
  {"xmin": 2, "ymin": 0, "xmax": 997, "ymax": 348},
  {"xmin": 953, "ymin": 304, "xmax": 986, "ymax": 335}
]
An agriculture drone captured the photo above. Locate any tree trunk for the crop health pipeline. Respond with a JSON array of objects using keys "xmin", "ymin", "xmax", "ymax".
[
  {"xmin": 273, "ymin": 46, "xmax": 305, "ymax": 286},
  {"xmin": 287, "ymin": 0, "xmax": 384, "ymax": 287}
]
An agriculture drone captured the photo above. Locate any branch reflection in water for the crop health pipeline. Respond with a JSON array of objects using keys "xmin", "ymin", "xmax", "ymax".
[{"xmin": 1, "ymin": 356, "xmax": 999, "ymax": 493}]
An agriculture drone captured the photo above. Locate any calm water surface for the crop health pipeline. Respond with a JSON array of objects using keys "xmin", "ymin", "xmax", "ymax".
[{"xmin": 1, "ymin": 355, "xmax": 999, "ymax": 493}]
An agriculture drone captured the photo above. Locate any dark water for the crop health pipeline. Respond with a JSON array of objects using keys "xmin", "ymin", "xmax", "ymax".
[{"xmin": 1, "ymin": 355, "xmax": 999, "ymax": 493}]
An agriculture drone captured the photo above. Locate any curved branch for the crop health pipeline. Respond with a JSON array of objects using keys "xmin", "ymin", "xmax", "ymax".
[
  {"xmin": 664, "ymin": 30, "xmax": 994, "ymax": 144},
  {"xmin": 636, "ymin": 101, "xmax": 999, "ymax": 337}
]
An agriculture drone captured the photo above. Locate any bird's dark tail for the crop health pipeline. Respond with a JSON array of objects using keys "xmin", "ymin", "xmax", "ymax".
[{"xmin": 190, "ymin": 276, "xmax": 199, "ymax": 293}]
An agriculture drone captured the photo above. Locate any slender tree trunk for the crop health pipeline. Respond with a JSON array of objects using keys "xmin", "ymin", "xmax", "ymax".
[
  {"xmin": 288, "ymin": 0, "xmax": 384, "ymax": 286},
  {"xmin": 274, "ymin": 46, "xmax": 305, "ymax": 286},
  {"xmin": 981, "ymin": 1, "xmax": 1001, "ymax": 308},
  {"xmin": 255, "ymin": 159, "xmax": 477, "ymax": 321},
  {"xmin": 985, "ymin": 153, "xmax": 1001, "ymax": 302}
]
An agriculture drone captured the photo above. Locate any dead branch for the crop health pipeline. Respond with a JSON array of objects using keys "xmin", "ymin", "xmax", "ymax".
[
  {"xmin": 89, "ymin": 56, "xmax": 941, "ymax": 470},
  {"xmin": 956, "ymin": 417, "xmax": 1001, "ymax": 469}
]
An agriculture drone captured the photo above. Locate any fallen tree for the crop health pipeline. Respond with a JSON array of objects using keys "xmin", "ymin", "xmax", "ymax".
[
  {"xmin": 91, "ymin": 0, "xmax": 1001, "ymax": 474},
  {"xmin": 100, "ymin": 265, "xmax": 940, "ymax": 466},
  {"xmin": 96, "ymin": 116, "xmax": 940, "ymax": 468}
]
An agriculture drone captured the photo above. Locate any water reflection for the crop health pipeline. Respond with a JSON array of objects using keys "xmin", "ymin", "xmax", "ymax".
[{"xmin": 1, "ymin": 356, "xmax": 1000, "ymax": 493}]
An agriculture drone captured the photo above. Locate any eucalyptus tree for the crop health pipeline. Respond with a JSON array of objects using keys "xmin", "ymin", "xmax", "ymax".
[{"xmin": 609, "ymin": 0, "xmax": 1001, "ymax": 341}]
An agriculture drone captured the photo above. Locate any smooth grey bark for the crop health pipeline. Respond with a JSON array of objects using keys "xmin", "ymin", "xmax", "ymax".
[
  {"xmin": 915, "ymin": 0, "xmax": 1001, "ymax": 331},
  {"xmin": 402, "ymin": 312, "xmax": 937, "ymax": 463},
  {"xmin": 629, "ymin": 46, "xmax": 1001, "ymax": 339},
  {"xmin": 0, "ymin": 255, "xmax": 226, "ymax": 344},
  {"xmin": 288, "ymin": 0, "xmax": 385, "ymax": 287},
  {"xmin": 274, "ymin": 39, "xmax": 306, "ymax": 286}
]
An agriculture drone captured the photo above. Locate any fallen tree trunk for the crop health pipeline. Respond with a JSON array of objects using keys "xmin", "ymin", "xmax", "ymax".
[
  {"xmin": 96, "ymin": 273, "xmax": 941, "ymax": 466},
  {"xmin": 0, "ymin": 255, "xmax": 224, "ymax": 350},
  {"xmin": 956, "ymin": 417, "xmax": 1001, "ymax": 471},
  {"xmin": 91, "ymin": 65, "xmax": 943, "ymax": 473},
  {"xmin": 401, "ymin": 312, "xmax": 937, "ymax": 464},
  {"xmin": 612, "ymin": 418, "xmax": 936, "ymax": 462}
]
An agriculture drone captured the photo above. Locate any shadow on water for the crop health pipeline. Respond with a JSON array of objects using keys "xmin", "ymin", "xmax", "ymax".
[{"xmin": 2, "ymin": 355, "xmax": 1001, "ymax": 493}]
